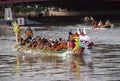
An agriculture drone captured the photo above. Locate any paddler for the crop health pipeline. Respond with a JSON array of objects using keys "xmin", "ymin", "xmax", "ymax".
[
  {"xmin": 105, "ymin": 20, "xmax": 111, "ymax": 28},
  {"xmin": 24, "ymin": 26, "xmax": 33, "ymax": 41},
  {"xmin": 68, "ymin": 32, "xmax": 75, "ymax": 50},
  {"xmin": 92, "ymin": 20, "xmax": 98, "ymax": 29},
  {"xmin": 98, "ymin": 20, "xmax": 103, "ymax": 27}
]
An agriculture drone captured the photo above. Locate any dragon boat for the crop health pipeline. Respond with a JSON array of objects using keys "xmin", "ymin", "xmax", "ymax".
[
  {"xmin": 11, "ymin": 43, "xmax": 85, "ymax": 58},
  {"xmin": 12, "ymin": 44, "xmax": 92, "ymax": 61},
  {"xmin": 93, "ymin": 20, "xmax": 113, "ymax": 29},
  {"xmin": 11, "ymin": 21, "xmax": 93, "ymax": 58}
]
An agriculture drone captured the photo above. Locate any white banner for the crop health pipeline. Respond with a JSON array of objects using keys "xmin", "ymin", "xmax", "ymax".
[
  {"xmin": 4, "ymin": 8, "xmax": 13, "ymax": 21},
  {"xmin": 17, "ymin": 18, "xmax": 25, "ymax": 26}
]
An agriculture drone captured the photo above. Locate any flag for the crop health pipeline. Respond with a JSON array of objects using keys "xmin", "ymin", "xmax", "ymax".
[
  {"xmin": 12, "ymin": 21, "xmax": 20, "ymax": 33},
  {"xmin": 12, "ymin": 21, "xmax": 21, "ymax": 43}
]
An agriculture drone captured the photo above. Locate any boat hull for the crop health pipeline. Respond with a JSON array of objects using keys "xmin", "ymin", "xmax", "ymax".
[{"xmin": 11, "ymin": 44, "xmax": 90, "ymax": 57}]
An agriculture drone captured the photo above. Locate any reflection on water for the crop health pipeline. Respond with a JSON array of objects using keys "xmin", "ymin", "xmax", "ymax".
[
  {"xmin": 0, "ymin": 52, "xmax": 93, "ymax": 81},
  {"xmin": 0, "ymin": 25, "xmax": 120, "ymax": 81},
  {"xmin": 70, "ymin": 56, "xmax": 83, "ymax": 80},
  {"xmin": 8, "ymin": 43, "xmax": 118, "ymax": 81},
  {"xmin": 15, "ymin": 53, "xmax": 85, "ymax": 80}
]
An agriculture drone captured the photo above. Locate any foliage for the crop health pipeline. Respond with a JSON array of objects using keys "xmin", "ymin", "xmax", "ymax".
[{"xmin": 14, "ymin": 6, "xmax": 47, "ymax": 13}]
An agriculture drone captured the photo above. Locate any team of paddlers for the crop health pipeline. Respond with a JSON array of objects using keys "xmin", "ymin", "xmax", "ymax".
[
  {"xmin": 84, "ymin": 16, "xmax": 112, "ymax": 28},
  {"xmin": 14, "ymin": 26, "xmax": 93, "ymax": 55},
  {"xmin": 12, "ymin": 20, "xmax": 94, "ymax": 55},
  {"xmin": 93, "ymin": 20, "xmax": 111, "ymax": 28}
]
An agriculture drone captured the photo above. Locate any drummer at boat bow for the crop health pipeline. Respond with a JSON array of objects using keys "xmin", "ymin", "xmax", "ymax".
[{"xmin": 24, "ymin": 26, "xmax": 33, "ymax": 41}]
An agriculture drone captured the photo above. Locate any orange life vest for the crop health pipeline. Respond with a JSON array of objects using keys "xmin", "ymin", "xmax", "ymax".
[
  {"xmin": 70, "ymin": 35, "xmax": 74, "ymax": 41},
  {"xmin": 25, "ymin": 30, "xmax": 32, "ymax": 36}
]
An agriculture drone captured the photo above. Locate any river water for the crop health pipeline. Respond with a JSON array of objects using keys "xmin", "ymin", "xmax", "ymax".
[{"xmin": 0, "ymin": 24, "xmax": 120, "ymax": 81}]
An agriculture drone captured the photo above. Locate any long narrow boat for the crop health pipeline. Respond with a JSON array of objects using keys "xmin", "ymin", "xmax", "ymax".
[
  {"xmin": 12, "ymin": 43, "xmax": 78, "ymax": 57},
  {"xmin": 93, "ymin": 20, "xmax": 113, "ymax": 29},
  {"xmin": 12, "ymin": 43, "xmax": 92, "ymax": 59},
  {"xmin": 11, "ymin": 22, "xmax": 93, "ymax": 58}
]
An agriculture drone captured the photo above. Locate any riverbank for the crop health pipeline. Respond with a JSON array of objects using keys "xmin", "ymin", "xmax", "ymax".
[
  {"xmin": 0, "ymin": 15, "xmax": 120, "ymax": 28},
  {"xmin": 28, "ymin": 15, "xmax": 120, "ymax": 27},
  {"xmin": 0, "ymin": 25, "xmax": 47, "ymax": 30}
]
